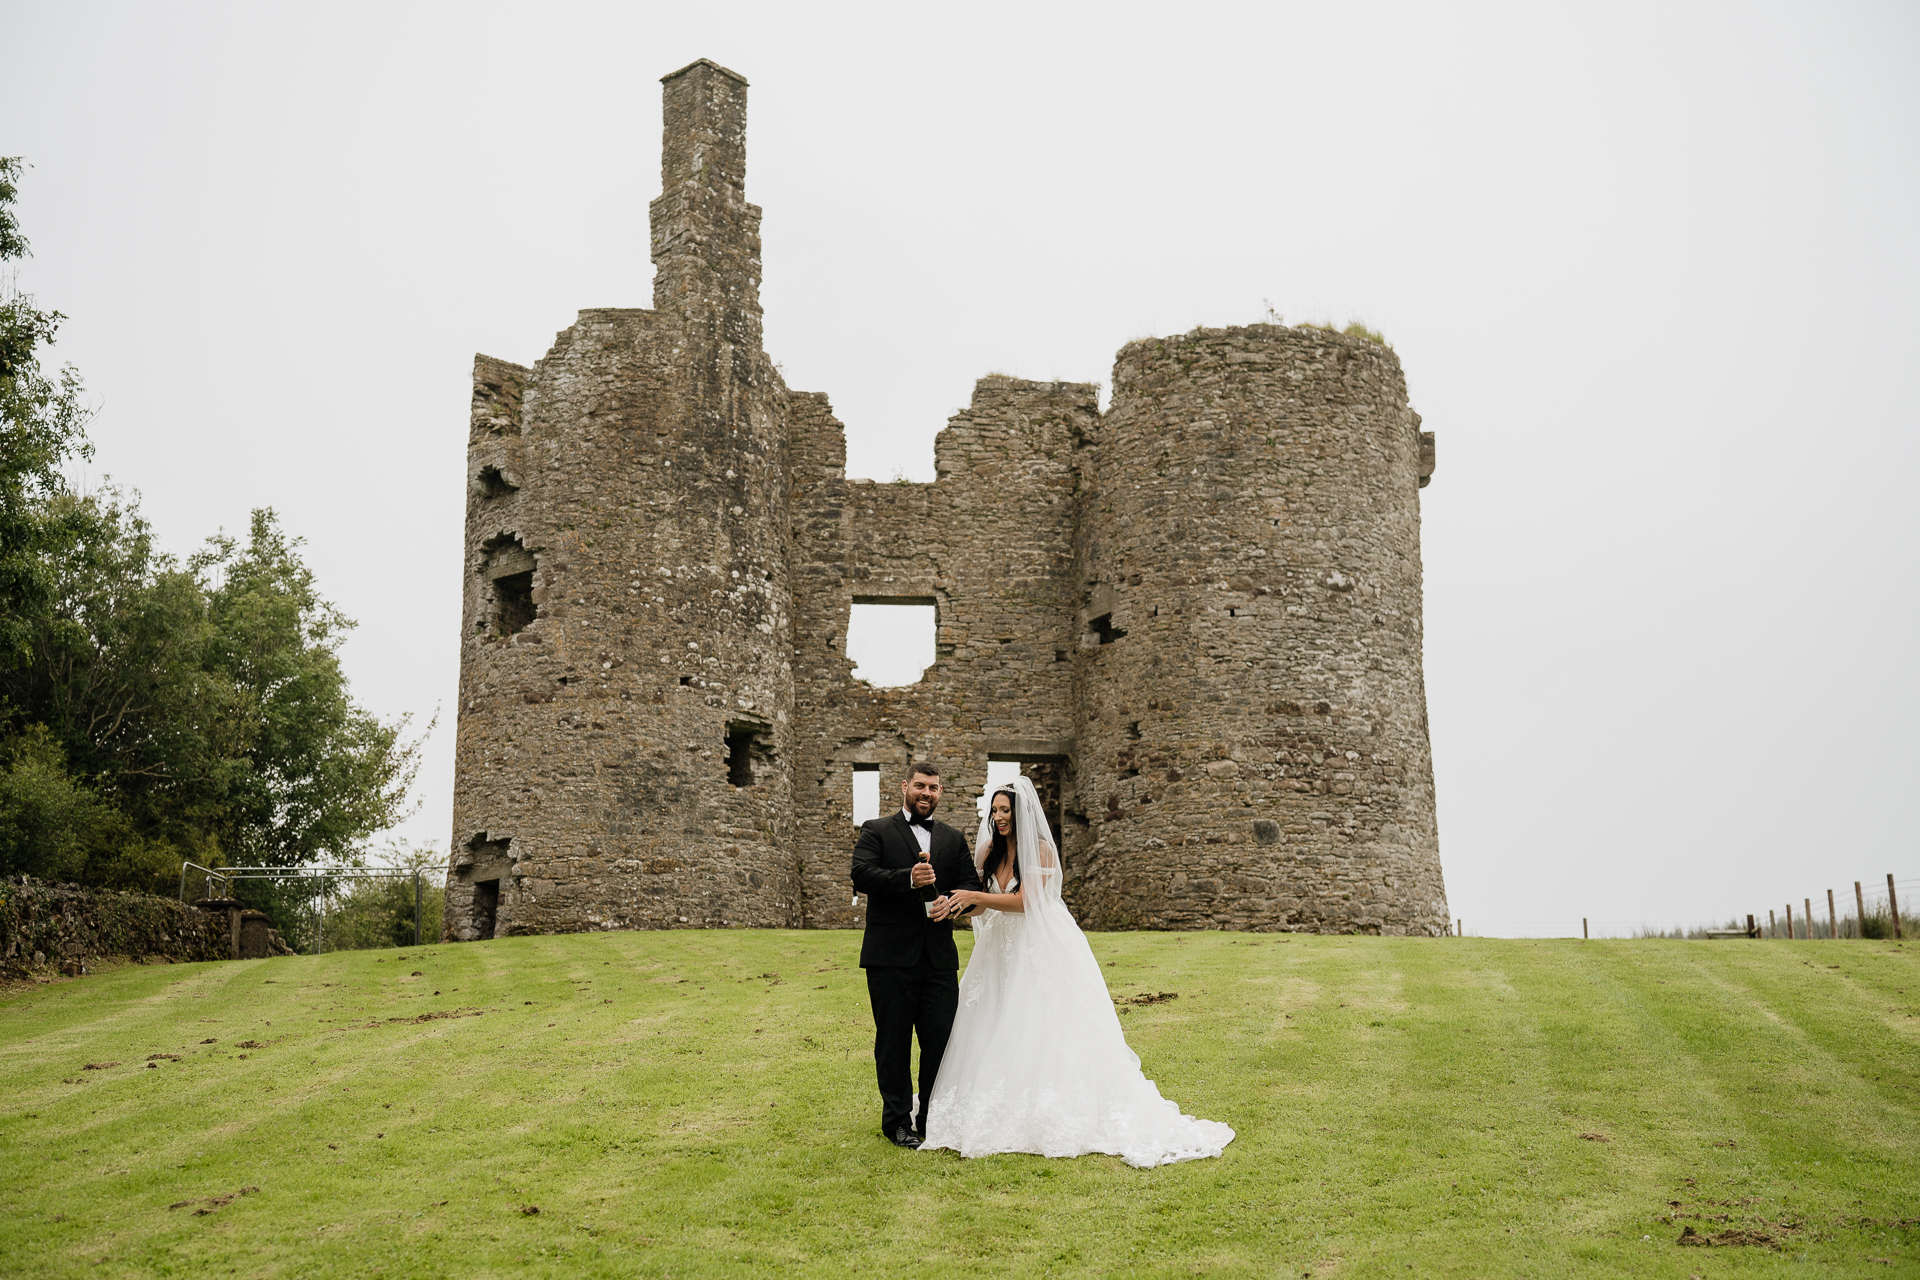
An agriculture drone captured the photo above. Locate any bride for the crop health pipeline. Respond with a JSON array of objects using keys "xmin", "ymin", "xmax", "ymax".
[{"xmin": 919, "ymin": 776, "xmax": 1235, "ymax": 1167}]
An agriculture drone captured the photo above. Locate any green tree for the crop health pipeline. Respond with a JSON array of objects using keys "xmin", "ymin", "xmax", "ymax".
[
  {"xmin": 193, "ymin": 510, "xmax": 424, "ymax": 871},
  {"xmin": 6, "ymin": 495, "xmax": 426, "ymax": 896},
  {"xmin": 0, "ymin": 158, "xmax": 425, "ymax": 910},
  {"xmin": 0, "ymin": 156, "xmax": 97, "ymax": 669},
  {"xmin": 317, "ymin": 839, "xmax": 448, "ymax": 952},
  {"xmin": 0, "ymin": 727, "xmax": 131, "ymax": 882}
]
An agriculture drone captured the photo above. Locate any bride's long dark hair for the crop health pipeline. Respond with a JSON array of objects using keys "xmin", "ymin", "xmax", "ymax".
[{"xmin": 981, "ymin": 786, "xmax": 1020, "ymax": 889}]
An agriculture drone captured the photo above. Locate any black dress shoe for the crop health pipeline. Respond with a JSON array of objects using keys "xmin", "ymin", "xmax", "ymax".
[{"xmin": 889, "ymin": 1127, "xmax": 922, "ymax": 1149}]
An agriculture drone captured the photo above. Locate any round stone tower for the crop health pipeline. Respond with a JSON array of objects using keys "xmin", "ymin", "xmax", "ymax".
[{"xmin": 1068, "ymin": 323, "xmax": 1446, "ymax": 935}]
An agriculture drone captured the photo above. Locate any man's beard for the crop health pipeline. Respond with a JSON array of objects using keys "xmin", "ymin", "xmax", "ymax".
[{"xmin": 909, "ymin": 794, "xmax": 938, "ymax": 818}]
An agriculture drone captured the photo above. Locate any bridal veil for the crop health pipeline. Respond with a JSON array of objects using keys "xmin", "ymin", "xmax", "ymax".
[{"xmin": 921, "ymin": 775, "xmax": 1234, "ymax": 1167}]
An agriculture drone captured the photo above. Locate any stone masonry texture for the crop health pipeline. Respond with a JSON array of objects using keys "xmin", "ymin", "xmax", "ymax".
[
  {"xmin": 1, "ymin": 878, "xmax": 243, "ymax": 975},
  {"xmin": 445, "ymin": 59, "xmax": 1448, "ymax": 940}
]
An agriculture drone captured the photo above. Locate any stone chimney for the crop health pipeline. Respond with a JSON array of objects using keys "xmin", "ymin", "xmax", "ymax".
[{"xmin": 650, "ymin": 58, "xmax": 762, "ymax": 351}]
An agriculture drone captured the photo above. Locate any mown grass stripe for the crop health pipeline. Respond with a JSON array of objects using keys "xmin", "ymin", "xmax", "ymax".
[{"xmin": 1, "ymin": 931, "xmax": 1914, "ymax": 1277}]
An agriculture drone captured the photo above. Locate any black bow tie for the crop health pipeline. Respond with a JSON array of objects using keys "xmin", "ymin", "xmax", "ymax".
[{"xmin": 906, "ymin": 812, "xmax": 931, "ymax": 828}]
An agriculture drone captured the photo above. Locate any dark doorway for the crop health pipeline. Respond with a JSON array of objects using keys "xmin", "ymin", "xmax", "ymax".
[
  {"xmin": 988, "ymin": 754, "xmax": 1069, "ymax": 849},
  {"xmin": 472, "ymin": 879, "xmax": 500, "ymax": 940},
  {"xmin": 1025, "ymin": 760, "xmax": 1067, "ymax": 844}
]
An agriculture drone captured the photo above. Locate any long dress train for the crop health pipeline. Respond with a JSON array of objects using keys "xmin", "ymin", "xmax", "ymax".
[{"xmin": 919, "ymin": 777, "xmax": 1234, "ymax": 1168}]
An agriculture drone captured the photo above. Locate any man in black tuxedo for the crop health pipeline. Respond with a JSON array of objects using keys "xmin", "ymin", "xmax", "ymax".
[{"xmin": 851, "ymin": 761, "xmax": 983, "ymax": 1149}]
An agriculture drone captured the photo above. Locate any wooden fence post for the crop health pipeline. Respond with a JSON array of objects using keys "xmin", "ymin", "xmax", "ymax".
[
  {"xmin": 1856, "ymin": 881, "xmax": 1867, "ymax": 940},
  {"xmin": 1583, "ymin": 918, "xmax": 1589, "ymax": 940},
  {"xmin": 1786, "ymin": 903, "xmax": 1795, "ymax": 940},
  {"xmin": 1827, "ymin": 889, "xmax": 1836, "ymax": 942},
  {"xmin": 1746, "ymin": 913, "xmax": 1757, "ymax": 939},
  {"xmin": 1456, "ymin": 918, "xmax": 1461, "ymax": 938},
  {"xmin": 1770, "ymin": 908, "xmax": 1777, "ymax": 938},
  {"xmin": 1891, "ymin": 874, "xmax": 1904, "ymax": 941},
  {"xmin": 1806, "ymin": 898, "xmax": 1814, "ymax": 940}
]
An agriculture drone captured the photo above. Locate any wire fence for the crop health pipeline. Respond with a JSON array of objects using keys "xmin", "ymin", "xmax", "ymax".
[
  {"xmin": 1452, "ymin": 874, "xmax": 1916, "ymax": 941},
  {"xmin": 179, "ymin": 862, "xmax": 449, "ymax": 955}
]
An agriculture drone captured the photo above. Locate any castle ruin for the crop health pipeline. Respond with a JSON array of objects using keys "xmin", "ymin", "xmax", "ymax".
[{"xmin": 444, "ymin": 59, "xmax": 1447, "ymax": 940}]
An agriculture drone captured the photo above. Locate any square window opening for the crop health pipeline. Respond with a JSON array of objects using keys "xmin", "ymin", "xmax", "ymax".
[
  {"xmin": 847, "ymin": 597, "xmax": 937, "ymax": 687},
  {"xmin": 851, "ymin": 764, "xmax": 881, "ymax": 825},
  {"xmin": 727, "ymin": 722, "xmax": 773, "ymax": 788},
  {"xmin": 477, "ymin": 465, "xmax": 519, "ymax": 498},
  {"xmin": 481, "ymin": 537, "xmax": 538, "ymax": 636}
]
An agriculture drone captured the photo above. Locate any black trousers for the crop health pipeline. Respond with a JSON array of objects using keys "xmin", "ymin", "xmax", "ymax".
[{"xmin": 865, "ymin": 955, "xmax": 959, "ymax": 1136}]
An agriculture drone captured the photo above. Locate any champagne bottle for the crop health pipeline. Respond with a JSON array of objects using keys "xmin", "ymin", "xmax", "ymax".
[{"xmin": 918, "ymin": 847, "xmax": 938, "ymax": 916}]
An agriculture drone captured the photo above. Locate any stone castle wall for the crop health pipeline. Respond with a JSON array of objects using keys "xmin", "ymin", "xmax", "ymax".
[
  {"xmin": 785, "ymin": 378, "xmax": 1098, "ymax": 929},
  {"xmin": 445, "ymin": 59, "xmax": 1447, "ymax": 940}
]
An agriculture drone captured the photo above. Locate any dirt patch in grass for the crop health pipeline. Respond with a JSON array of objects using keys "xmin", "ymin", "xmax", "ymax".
[
  {"xmin": 169, "ymin": 1186, "xmax": 259, "ymax": 1216},
  {"xmin": 1676, "ymin": 1223, "xmax": 1790, "ymax": 1249}
]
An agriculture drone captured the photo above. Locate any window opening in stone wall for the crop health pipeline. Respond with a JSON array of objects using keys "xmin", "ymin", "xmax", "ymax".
[
  {"xmin": 480, "ymin": 537, "xmax": 537, "ymax": 637},
  {"xmin": 476, "ymin": 465, "xmax": 518, "ymax": 498},
  {"xmin": 851, "ymin": 764, "xmax": 881, "ymax": 825},
  {"xmin": 1086, "ymin": 613, "xmax": 1127, "ymax": 645},
  {"xmin": 727, "ymin": 730, "xmax": 753, "ymax": 786},
  {"xmin": 461, "ymin": 832, "xmax": 511, "ymax": 872},
  {"xmin": 846, "ymin": 598, "xmax": 936, "ymax": 687},
  {"xmin": 727, "ymin": 721, "xmax": 773, "ymax": 788},
  {"xmin": 472, "ymin": 879, "xmax": 500, "ymax": 940}
]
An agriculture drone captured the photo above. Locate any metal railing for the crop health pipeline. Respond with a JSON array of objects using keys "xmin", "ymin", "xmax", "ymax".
[{"xmin": 179, "ymin": 862, "xmax": 443, "ymax": 951}]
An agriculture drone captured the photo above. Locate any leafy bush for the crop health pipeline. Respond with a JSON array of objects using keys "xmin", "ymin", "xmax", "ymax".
[{"xmin": 1858, "ymin": 907, "xmax": 1895, "ymax": 940}]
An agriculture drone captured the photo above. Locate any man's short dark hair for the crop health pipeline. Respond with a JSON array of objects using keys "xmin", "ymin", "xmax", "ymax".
[{"xmin": 906, "ymin": 761, "xmax": 941, "ymax": 782}]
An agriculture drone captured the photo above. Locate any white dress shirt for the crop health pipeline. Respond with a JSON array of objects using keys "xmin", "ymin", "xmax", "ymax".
[{"xmin": 901, "ymin": 807, "xmax": 933, "ymax": 854}]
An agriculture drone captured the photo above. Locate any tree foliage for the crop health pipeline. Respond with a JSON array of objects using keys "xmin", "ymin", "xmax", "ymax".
[
  {"xmin": 315, "ymin": 839, "xmax": 448, "ymax": 953},
  {"xmin": 0, "ymin": 157, "xmax": 98, "ymax": 669},
  {"xmin": 0, "ymin": 158, "xmax": 422, "ymax": 898}
]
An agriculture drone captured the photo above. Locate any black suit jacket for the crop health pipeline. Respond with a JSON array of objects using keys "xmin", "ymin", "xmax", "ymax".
[{"xmin": 851, "ymin": 810, "xmax": 983, "ymax": 969}]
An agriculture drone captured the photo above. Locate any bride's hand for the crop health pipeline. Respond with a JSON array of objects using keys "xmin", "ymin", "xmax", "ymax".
[{"xmin": 946, "ymin": 889, "xmax": 979, "ymax": 910}]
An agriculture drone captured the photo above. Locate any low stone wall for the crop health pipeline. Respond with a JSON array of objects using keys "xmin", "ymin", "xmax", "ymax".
[{"xmin": 0, "ymin": 878, "xmax": 280, "ymax": 977}]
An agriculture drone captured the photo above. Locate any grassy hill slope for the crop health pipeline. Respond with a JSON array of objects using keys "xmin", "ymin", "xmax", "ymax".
[{"xmin": 2, "ymin": 930, "xmax": 1916, "ymax": 1277}]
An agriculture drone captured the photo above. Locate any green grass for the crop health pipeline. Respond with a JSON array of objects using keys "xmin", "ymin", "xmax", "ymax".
[{"xmin": 3, "ymin": 932, "xmax": 1916, "ymax": 1278}]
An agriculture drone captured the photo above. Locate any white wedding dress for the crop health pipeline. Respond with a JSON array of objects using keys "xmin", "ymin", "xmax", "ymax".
[{"xmin": 920, "ymin": 777, "xmax": 1234, "ymax": 1167}]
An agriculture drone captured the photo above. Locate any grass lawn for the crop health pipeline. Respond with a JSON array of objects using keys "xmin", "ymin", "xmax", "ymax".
[{"xmin": 2, "ymin": 929, "xmax": 1916, "ymax": 1278}]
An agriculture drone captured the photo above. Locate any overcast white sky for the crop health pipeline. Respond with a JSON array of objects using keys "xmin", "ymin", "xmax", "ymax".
[{"xmin": 6, "ymin": 1, "xmax": 1916, "ymax": 935}]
